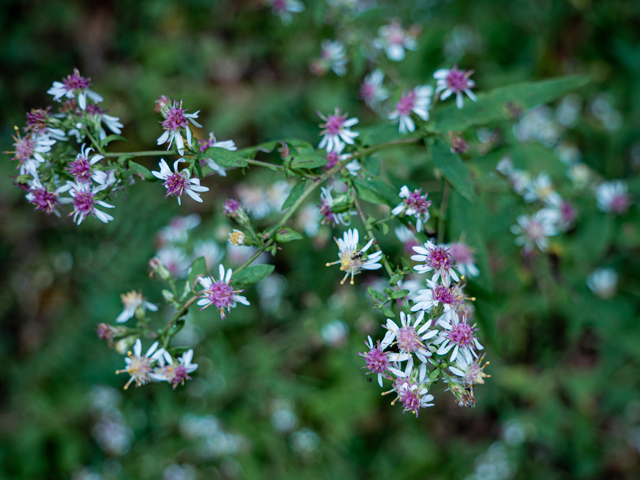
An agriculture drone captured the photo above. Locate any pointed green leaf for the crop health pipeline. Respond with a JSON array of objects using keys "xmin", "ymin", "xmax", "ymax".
[
  {"xmin": 429, "ymin": 138, "xmax": 475, "ymax": 203},
  {"xmin": 129, "ymin": 160, "xmax": 158, "ymax": 181},
  {"xmin": 232, "ymin": 264, "xmax": 275, "ymax": 286},
  {"xmin": 353, "ymin": 178, "xmax": 388, "ymax": 205},
  {"xmin": 274, "ymin": 227, "xmax": 304, "ymax": 243},
  {"xmin": 290, "ymin": 155, "xmax": 327, "ymax": 169},
  {"xmin": 203, "ymin": 147, "xmax": 248, "ymax": 168},
  {"xmin": 282, "ymin": 180, "xmax": 307, "ymax": 211},
  {"xmin": 167, "ymin": 318, "xmax": 185, "ymax": 337},
  {"xmin": 431, "ymin": 75, "xmax": 590, "ymax": 132},
  {"xmin": 101, "ymin": 134, "xmax": 129, "ymax": 146},
  {"xmin": 188, "ymin": 256, "xmax": 207, "ymax": 290}
]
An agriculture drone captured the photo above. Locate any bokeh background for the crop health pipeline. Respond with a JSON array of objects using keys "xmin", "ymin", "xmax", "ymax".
[{"xmin": 1, "ymin": 0, "xmax": 640, "ymax": 479}]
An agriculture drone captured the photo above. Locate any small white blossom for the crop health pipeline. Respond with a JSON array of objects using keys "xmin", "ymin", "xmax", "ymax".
[
  {"xmin": 373, "ymin": 21, "xmax": 417, "ymax": 61},
  {"xmin": 326, "ymin": 229, "xmax": 383, "ymax": 284},
  {"xmin": 116, "ymin": 290, "xmax": 158, "ymax": 323},
  {"xmin": 152, "ymin": 159, "xmax": 209, "ymax": 205},
  {"xmin": 318, "ymin": 108, "xmax": 359, "ymax": 153},
  {"xmin": 596, "ymin": 180, "xmax": 630, "ymax": 214},
  {"xmin": 116, "ymin": 339, "xmax": 162, "ymax": 389},
  {"xmin": 510, "ymin": 210, "xmax": 559, "ymax": 252},
  {"xmin": 388, "ymin": 86, "xmax": 433, "ymax": 133},
  {"xmin": 587, "ymin": 268, "xmax": 618, "ymax": 299}
]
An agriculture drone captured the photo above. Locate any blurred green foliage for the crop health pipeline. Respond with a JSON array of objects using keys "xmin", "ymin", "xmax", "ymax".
[{"xmin": 1, "ymin": 0, "xmax": 640, "ymax": 479}]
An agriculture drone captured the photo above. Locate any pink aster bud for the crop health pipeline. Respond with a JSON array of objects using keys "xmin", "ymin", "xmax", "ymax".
[
  {"xmin": 149, "ymin": 257, "xmax": 172, "ymax": 281},
  {"xmin": 223, "ymin": 198, "xmax": 241, "ymax": 218},
  {"xmin": 155, "ymin": 95, "xmax": 171, "ymax": 114}
]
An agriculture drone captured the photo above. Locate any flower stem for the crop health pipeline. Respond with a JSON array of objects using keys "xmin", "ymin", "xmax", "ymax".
[{"xmin": 353, "ymin": 195, "xmax": 394, "ymax": 278}]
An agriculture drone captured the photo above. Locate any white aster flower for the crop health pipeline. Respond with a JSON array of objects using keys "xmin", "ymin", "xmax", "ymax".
[
  {"xmin": 433, "ymin": 312, "xmax": 483, "ymax": 364},
  {"xmin": 326, "ymin": 229, "xmax": 383, "ymax": 284},
  {"xmin": 523, "ymin": 173, "xmax": 562, "ymax": 206},
  {"xmin": 197, "ymin": 131, "xmax": 238, "ymax": 177},
  {"xmin": 449, "ymin": 355, "xmax": 490, "ymax": 386},
  {"xmin": 318, "ymin": 39, "xmax": 349, "ymax": 76},
  {"xmin": 388, "ymin": 86, "xmax": 433, "ymax": 133},
  {"xmin": 360, "ymin": 69, "xmax": 390, "ymax": 109},
  {"xmin": 194, "ymin": 240, "xmax": 224, "ymax": 269},
  {"xmin": 116, "ymin": 339, "xmax": 162, "ymax": 389},
  {"xmin": 373, "ymin": 21, "xmax": 417, "ymax": 61},
  {"xmin": 67, "ymin": 181, "xmax": 115, "ymax": 225},
  {"xmin": 446, "ymin": 241, "xmax": 479, "ymax": 278},
  {"xmin": 151, "ymin": 159, "xmax": 209, "ymax": 205},
  {"xmin": 47, "ymin": 68, "xmax": 103, "ymax": 110},
  {"xmin": 116, "ymin": 290, "xmax": 158, "ymax": 323},
  {"xmin": 156, "ymin": 100, "xmax": 202, "ymax": 155},
  {"xmin": 318, "ymin": 108, "xmax": 359, "ymax": 153},
  {"xmin": 510, "ymin": 210, "xmax": 559, "ymax": 252},
  {"xmin": 150, "ymin": 349, "xmax": 199, "ymax": 389},
  {"xmin": 156, "ymin": 246, "xmax": 190, "ymax": 277},
  {"xmin": 596, "ymin": 180, "xmax": 630, "ymax": 214},
  {"xmin": 197, "ymin": 264, "xmax": 250, "ymax": 320},
  {"xmin": 384, "ymin": 312, "xmax": 437, "ymax": 362},
  {"xmin": 434, "ymin": 66, "xmax": 477, "ymax": 109},
  {"xmin": 391, "ymin": 185, "xmax": 432, "ymax": 231},
  {"xmin": 411, "ymin": 240, "xmax": 459, "ymax": 286}
]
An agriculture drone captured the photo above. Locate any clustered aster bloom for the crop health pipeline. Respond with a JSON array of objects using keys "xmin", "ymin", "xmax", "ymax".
[
  {"xmin": 156, "ymin": 99, "xmax": 201, "ymax": 155},
  {"xmin": 197, "ymin": 264, "xmax": 250, "ymax": 320},
  {"xmin": 318, "ymin": 108, "xmax": 359, "ymax": 153},
  {"xmin": 68, "ymin": 182, "xmax": 115, "ymax": 225},
  {"xmin": 326, "ymin": 229, "xmax": 383, "ymax": 284},
  {"xmin": 66, "ymin": 144, "xmax": 106, "ymax": 185},
  {"xmin": 47, "ymin": 68, "xmax": 103, "ymax": 110},
  {"xmin": 434, "ymin": 66, "xmax": 476, "ymax": 109},
  {"xmin": 152, "ymin": 159, "xmax": 209, "ymax": 205},
  {"xmin": 388, "ymin": 86, "xmax": 433, "ymax": 133},
  {"xmin": 363, "ymin": 232, "xmax": 487, "ymax": 413},
  {"xmin": 391, "ymin": 185, "xmax": 432, "ymax": 231}
]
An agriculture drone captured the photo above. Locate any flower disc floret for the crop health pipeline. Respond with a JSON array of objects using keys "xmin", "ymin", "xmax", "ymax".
[{"xmin": 197, "ymin": 265, "xmax": 250, "ymax": 320}]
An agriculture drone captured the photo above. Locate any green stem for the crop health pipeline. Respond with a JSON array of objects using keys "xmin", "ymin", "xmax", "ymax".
[
  {"xmin": 437, "ymin": 180, "xmax": 451, "ymax": 245},
  {"xmin": 353, "ymin": 196, "xmax": 394, "ymax": 278},
  {"xmin": 86, "ymin": 129, "xmax": 105, "ymax": 155},
  {"xmin": 245, "ymin": 158, "xmax": 282, "ymax": 171}
]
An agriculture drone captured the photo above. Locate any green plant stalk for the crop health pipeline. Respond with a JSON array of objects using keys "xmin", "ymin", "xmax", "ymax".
[{"xmin": 353, "ymin": 196, "xmax": 394, "ymax": 278}]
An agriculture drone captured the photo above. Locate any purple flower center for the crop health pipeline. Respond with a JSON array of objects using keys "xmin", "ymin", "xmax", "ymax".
[
  {"xmin": 161, "ymin": 101, "xmax": 189, "ymax": 132},
  {"xmin": 322, "ymin": 114, "xmax": 347, "ymax": 135},
  {"xmin": 427, "ymin": 246, "xmax": 453, "ymax": 271},
  {"xmin": 166, "ymin": 364, "xmax": 192, "ymax": 389},
  {"xmin": 446, "ymin": 67, "xmax": 472, "ymax": 93},
  {"xmin": 325, "ymin": 151, "xmax": 340, "ymax": 169},
  {"xmin": 449, "ymin": 243, "xmax": 473, "ymax": 265},
  {"xmin": 63, "ymin": 68, "xmax": 91, "ymax": 92},
  {"xmin": 447, "ymin": 321, "xmax": 477, "ymax": 348},
  {"xmin": 320, "ymin": 199, "xmax": 338, "ymax": 226},
  {"xmin": 361, "ymin": 83, "xmax": 375, "ymax": 101},
  {"xmin": 67, "ymin": 155, "xmax": 92, "ymax": 183},
  {"xmin": 432, "ymin": 284, "xmax": 457, "ymax": 306},
  {"xmin": 405, "ymin": 189, "xmax": 431, "ymax": 215},
  {"xmin": 272, "ymin": 0, "xmax": 286, "ymax": 12},
  {"xmin": 394, "ymin": 379, "xmax": 422, "ymax": 416},
  {"xmin": 611, "ymin": 194, "xmax": 629, "ymax": 213},
  {"xmin": 206, "ymin": 281, "xmax": 236, "ymax": 310},
  {"xmin": 396, "ymin": 325, "xmax": 422, "ymax": 353},
  {"xmin": 29, "ymin": 187, "xmax": 58, "ymax": 214},
  {"xmin": 199, "ymin": 138, "xmax": 214, "ymax": 152},
  {"xmin": 561, "ymin": 201, "xmax": 577, "ymax": 224},
  {"xmin": 26, "ymin": 109, "xmax": 49, "ymax": 132},
  {"xmin": 359, "ymin": 342, "xmax": 389, "ymax": 375},
  {"xmin": 525, "ymin": 220, "xmax": 545, "ymax": 240},
  {"xmin": 85, "ymin": 104, "xmax": 105, "ymax": 115},
  {"xmin": 395, "ymin": 92, "xmax": 416, "ymax": 116},
  {"xmin": 73, "ymin": 190, "xmax": 95, "ymax": 215},
  {"xmin": 164, "ymin": 172, "xmax": 189, "ymax": 198},
  {"xmin": 223, "ymin": 198, "xmax": 241, "ymax": 217},
  {"xmin": 13, "ymin": 135, "xmax": 35, "ymax": 164}
]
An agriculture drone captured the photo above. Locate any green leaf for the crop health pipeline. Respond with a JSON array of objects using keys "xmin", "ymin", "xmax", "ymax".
[
  {"xmin": 382, "ymin": 308, "xmax": 395, "ymax": 318},
  {"xmin": 274, "ymin": 227, "xmax": 304, "ymax": 243},
  {"xmin": 367, "ymin": 287, "xmax": 386, "ymax": 302},
  {"xmin": 390, "ymin": 289, "xmax": 410, "ymax": 299},
  {"xmin": 429, "ymin": 137, "xmax": 475, "ymax": 203},
  {"xmin": 101, "ymin": 134, "xmax": 129, "ymax": 146},
  {"xmin": 128, "ymin": 160, "xmax": 158, "ymax": 181},
  {"xmin": 290, "ymin": 155, "xmax": 327, "ymax": 169},
  {"xmin": 353, "ymin": 178, "xmax": 388, "ymax": 205},
  {"xmin": 203, "ymin": 147, "xmax": 248, "ymax": 168},
  {"xmin": 188, "ymin": 257, "xmax": 207, "ymax": 290},
  {"xmin": 193, "ymin": 158, "xmax": 203, "ymax": 178},
  {"xmin": 359, "ymin": 124, "xmax": 420, "ymax": 145},
  {"xmin": 431, "ymin": 75, "xmax": 590, "ymax": 132},
  {"xmin": 233, "ymin": 264, "xmax": 275, "ymax": 286},
  {"xmin": 282, "ymin": 180, "xmax": 307, "ymax": 211},
  {"xmin": 168, "ymin": 346, "xmax": 191, "ymax": 356}
]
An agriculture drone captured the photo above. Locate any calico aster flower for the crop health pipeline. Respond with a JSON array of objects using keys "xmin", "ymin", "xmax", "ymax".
[
  {"xmin": 434, "ymin": 66, "xmax": 477, "ymax": 109},
  {"xmin": 9, "ymin": 128, "xmax": 55, "ymax": 175},
  {"xmin": 360, "ymin": 70, "xmax": 389, "ymax": 108},
  {"xmin": 388, "ymin": 86, "xmax": 433, "ymax": 133},
  {"xmin": 66, "ymin": 144, "xmax": 107, "ymax": 185},
  {"xmin": 25, "ymin": 108, "xmax": 66, "ymax": 141},
  {"xmin": 450, "ymin": 355, "xmax": 490, "ymax": 386},
  {"xmin": 510, "ymin": 210, "xmax": 559, "ymax": 252},
  {"xmin": 84, "ymin": 103, "xmax": 124, "ymax": 139},
  {"xmin": 47, "ymin": 68, "xmax": 103, "ymax": 110},
  {"xmin": 197, "ymin": 264, "xmax": 250, "ymax": 320},
  {"xmin": 391, "ymin": 186, "xmax": 431, "ymax": 231},
  {"xmin": 156, "ymin": 246, "xmax": 190, "ymax": 277},
  {"xmin": 596, "ymin": 180, "xmax": 630, "ymax": 214},
  {"xmin": 358, "ymin": 335, "xmax": 408, "ymax": 387},
  {"xmin": 324, "ymin": 150, "xmax": 361, "ymax": 175},
  {"xmin": 116, "ymin": 339, "xmax": 162, "ymax": 389},
  {"xmin": 411, "ymin": 241, "xmax": 459, "ymax": 286},
  {"xmin": 223, "ymin": 198, "xmax": 242, "ymax": 218},
  {"xmin": 434, "ymin": 313, "xmax": 483, "ymax": 363},
  {"xmin": 325, "ymin": 229, "xmax": 383, "ymax": 284},
  {"xmin": 373, "ymin": 21, "xmax": 418, "ymax": 61},
  {"xmin": 156, "ymin": 100, "xmax": 202, "ymax": 155},
  {"xmin": 384, "ymin": 312, "xmax": 437, "ymax": 362},
  {"xmin": 194, "ymin": 240, "xmax": 224, "ymax": 270},
  {"xmin": 152, "ymin": 159, "xmax": 209, "ymax": 205},
  {"xmin": 394, "ymin": 226, "xmax": 420, "ymax": 253},
  {"xmin": 151, "ymin": 349, "xmax": 198, "ymax": 389},
  {"xmin": 447, "ymin": 241, "xmax": 479, "ymax": 278},
  {"xmin": 386, "ymin": 359, "xmax": 434, "ymax": 417},
  {"xmin": 116, "ymin": 291, "xmax": 158, "ymax": 324},
  {"xmin": 312, "ymin": 40, "xmax": 348, "ymax": 76},
  {"xmin": 411, "ymin": 279, "xmax": 463, "ymax": 318},
  {"xmin": 318, "ymin": 108, "xmax": 359, "ymax": 153},
  {"xmin": 67, "ymin": 182, "xmax": 115, "ymax": 224},
  {"xmin": 523, "ymin": 173, "xmax": 562, "ymax": 205},
  {"xmin": 25, "ymin": 178, "xmax": 71, "ymax": 216}
]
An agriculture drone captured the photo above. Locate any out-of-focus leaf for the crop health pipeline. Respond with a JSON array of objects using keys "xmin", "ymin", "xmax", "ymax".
[
  {"xmin": 290, "ymin": 155, "xmax": 327, "ymax": 169},
  {"xmin": 101, "ymin": 134, "xmax": 129, "ymax": 146},
  {"xmin": 188, "ymin": 256, "xmax": 207, "ymax": 290},
  {"xmin": 431, "ymin": 75, "xmax": 590, "ymax": 132},
  {"xmin": 233, "ymin": 265, "xmax": 275, "ymax": 285},
  {"xmin": 353, "ymin": 178, "xmax": 388, "ymax": 205},
  {"xmin": 128, "ymin": 160, "xmax": 158, "ymax": 181},
  {"xmin": 275, "ymin": 227, "xmax": 304, "ymax": 243},
  {"xmin": 428, "ymin": 137, "xmax": 475, "ymax": 203}
]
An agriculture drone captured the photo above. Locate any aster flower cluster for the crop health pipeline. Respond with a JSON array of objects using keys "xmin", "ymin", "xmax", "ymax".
[
  {"xmin": 7, "ymin": 69, "xmax": 129, "ymax": 224},
  {"xmin": 360, "ymin": 238, "xmax": 488, "ymax": 416}
]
